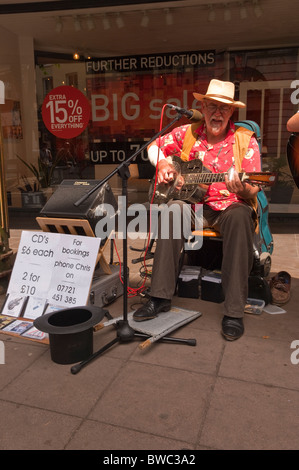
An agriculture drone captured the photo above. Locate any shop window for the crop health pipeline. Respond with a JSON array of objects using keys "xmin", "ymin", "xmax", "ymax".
[
  {"xmin": 43, "ymin": 76, "xmax": 53, "ymax": 97},
  {"xmin": 66, "ymin": 72, "xmax": 78, "ymax": 88}
]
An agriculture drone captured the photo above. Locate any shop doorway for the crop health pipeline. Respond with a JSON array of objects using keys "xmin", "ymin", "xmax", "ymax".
[
  {"xmin": 238, "ymin": 79, "xmax": 294, "ymax": 159},
  {"xmin": 238, "ymin": 80, "xmax": 298, "ymax": 208}
]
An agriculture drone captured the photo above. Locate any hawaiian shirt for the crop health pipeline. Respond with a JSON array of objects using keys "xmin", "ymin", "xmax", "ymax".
[{"xmin": 157, "ymin": 120, "xmax": 261, "ymax": 210}]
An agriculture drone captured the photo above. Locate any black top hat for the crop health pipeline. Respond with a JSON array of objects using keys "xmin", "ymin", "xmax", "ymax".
[{"xmin": 34, "ymin": 305, "xmax": 107, "ymax": 335}]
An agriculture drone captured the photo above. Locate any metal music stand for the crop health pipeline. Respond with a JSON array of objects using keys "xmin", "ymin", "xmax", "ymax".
[{"xmin": 70, "ymin": 112, "xmax": 198, "ymax": 374}]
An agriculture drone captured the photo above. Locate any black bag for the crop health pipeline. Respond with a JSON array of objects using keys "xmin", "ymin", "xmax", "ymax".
[{"xmin": 248, "ymin": 275, "xmax": 272, "ymax": 305}]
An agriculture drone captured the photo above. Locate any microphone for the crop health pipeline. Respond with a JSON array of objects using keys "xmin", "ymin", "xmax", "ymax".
[{"xmin": 167, "ymin": 104, "xmax": 202, "ymax": 122}]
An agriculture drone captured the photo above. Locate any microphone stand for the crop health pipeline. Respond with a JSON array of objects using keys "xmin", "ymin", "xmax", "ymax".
[{"xmin": 70, "ymin": 112, "xmax": 196, "ymax": 374}]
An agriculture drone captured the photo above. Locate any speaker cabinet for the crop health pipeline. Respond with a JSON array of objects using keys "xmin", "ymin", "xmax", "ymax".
[{"xmin": 39, "ymin": 180, "xmax": 117, "ymax": 235}]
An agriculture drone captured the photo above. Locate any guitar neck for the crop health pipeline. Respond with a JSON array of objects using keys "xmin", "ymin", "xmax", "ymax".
[
  {"xmin": 183, "ymin": 171, "xmax": 276, "ymax": 186},
  {"xmin": 184, "ymin": 172, "xmax": 244, "ymax": 185}
]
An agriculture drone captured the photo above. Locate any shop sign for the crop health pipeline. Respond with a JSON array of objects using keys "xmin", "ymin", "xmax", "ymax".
[
  {"xmin": 89, "ymin": 141, "xmax": 150, "ymax": 165},
  {"xmin": 85, "ymin": 50, "xmax": 215, "ymax": 74},
  {"xmin": 42, "ymin": 85, "xmax": 91, "ymax": 139}
]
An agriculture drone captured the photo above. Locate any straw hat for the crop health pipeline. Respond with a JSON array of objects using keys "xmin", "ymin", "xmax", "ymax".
[{"xmin": 193, "ymin": 79, "xmax": 246, "ymax": 108}]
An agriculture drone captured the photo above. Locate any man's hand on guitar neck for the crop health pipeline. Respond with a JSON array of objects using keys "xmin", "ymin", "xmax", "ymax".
[{"xmin": 224, "ymin": 168, "xmax": 260, "ymax": 200}]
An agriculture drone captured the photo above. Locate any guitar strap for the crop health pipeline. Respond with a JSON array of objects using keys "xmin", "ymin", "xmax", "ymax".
[
  {"xmin": 180, "ymin": 121, "xmax": 203, "ymax": 161},
  {"xmin": 232, "ymin": 126, "xmax": 254, "ymax": 171},
  {"xmin": 181, "ymin": 122, "xmax": 259, "ymax": 230},
  {"xmin": 233, "ymin": 126, "xmax": 258, "ymax": 225}
]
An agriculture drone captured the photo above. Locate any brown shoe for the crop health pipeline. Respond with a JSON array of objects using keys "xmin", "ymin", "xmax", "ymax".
[{"xmin": 269, "ymin": 271, "xmax": 291, "ymax": 305}]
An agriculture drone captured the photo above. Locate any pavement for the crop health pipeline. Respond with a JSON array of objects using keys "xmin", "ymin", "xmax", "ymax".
[{"xmin": 0, "ymin": 213, "xmax": 298, "ymax": 451}]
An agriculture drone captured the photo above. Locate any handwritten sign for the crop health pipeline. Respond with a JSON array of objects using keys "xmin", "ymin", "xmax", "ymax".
[{"xmin": 5, "ymin": 231, "xmax": 101, "ymax": 319}]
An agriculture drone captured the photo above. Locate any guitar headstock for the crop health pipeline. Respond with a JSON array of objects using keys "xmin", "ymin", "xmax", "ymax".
[{"xmin": 245, "ymin": 172, "xmax": 277, "ymax": 187}]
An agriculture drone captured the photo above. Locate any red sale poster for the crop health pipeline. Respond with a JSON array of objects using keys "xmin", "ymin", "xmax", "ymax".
[
  {"xmin": 40, "ymin": 51, "xmax": 219, "ymax": 165},
  {"xmin": 86, "ymin": 73, "xmax": 208, "ymax": 141},
  {"xmin": 42, "ymin": 85, "xmax": 91, "ymax": 139}
]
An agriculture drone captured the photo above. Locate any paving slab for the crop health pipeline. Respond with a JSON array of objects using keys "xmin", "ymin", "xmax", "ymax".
[
  {"xmin": 0, "ymin": 400, "xmax": 81, "ymax": 450},
  {"xmin": 199, "ymin": 377, "xmax": 299, "ymax": 450},
  {"xmin": 89, "ymin": 361, "xmax": 214, "ymax": 445}
]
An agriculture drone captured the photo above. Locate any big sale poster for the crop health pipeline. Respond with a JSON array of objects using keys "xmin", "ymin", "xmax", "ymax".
[
  {"xmin": 85, "ymin": 50, "xmax": 219, "ymax": 164},
  {"xmin": 40, "ymin": 50, "xmax": 220, "ymax": 165}
]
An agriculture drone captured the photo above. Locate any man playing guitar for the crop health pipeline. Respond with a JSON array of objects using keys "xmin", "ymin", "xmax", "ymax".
[{"xmin": 133, "ymin": 79, "xmax": 263, "ymax": 341}]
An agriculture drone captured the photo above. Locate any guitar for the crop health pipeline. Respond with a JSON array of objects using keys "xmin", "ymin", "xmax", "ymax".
[
  {"xmin": 149, "ymin": 155, "xmax": 277, "ymax": 204},
  {"xmin": 287, "ymin": 133, "xmax": 299, "ymax": 189}
]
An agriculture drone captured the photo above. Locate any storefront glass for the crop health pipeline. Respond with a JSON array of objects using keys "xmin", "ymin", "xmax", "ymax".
[{"xmin": 2, "ymin": 46, "xmax": 299, "ymax": 210}]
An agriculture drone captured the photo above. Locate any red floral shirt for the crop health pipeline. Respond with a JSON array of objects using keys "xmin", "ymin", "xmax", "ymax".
[{"xmin": 158, "ymin": 121, "xmax": 261, "ymax": 210}]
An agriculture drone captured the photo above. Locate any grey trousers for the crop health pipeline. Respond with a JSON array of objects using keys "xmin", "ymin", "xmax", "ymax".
[{"xmin": 150, "ymin": 200, "xmax": 256, "ymax": 318}]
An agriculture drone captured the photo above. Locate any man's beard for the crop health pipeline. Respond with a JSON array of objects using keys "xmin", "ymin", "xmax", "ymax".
[{"xmin": 209, "ymin": 117, "xmax": 225, "ymax": 134}]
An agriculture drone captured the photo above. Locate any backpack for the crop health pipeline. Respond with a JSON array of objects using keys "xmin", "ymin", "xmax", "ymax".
[
  {"xmin": 234, "ymin": 120, "xmax": 262, "ymax": 152},
  {"xmin": 234, "ymin": 120, "xmax": 273, "ymax": 256},
  {"xmin": 182, "ymin": 119, "xmax": 274, "ymax": 256}
]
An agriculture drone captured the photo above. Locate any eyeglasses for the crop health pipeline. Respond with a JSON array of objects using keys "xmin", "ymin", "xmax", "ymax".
[{"xmin": 205, "ymin": 103, "xmax": 232, "ymax": 113}]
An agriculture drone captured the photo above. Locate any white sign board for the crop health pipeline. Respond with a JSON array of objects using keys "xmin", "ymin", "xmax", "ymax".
[{"xmin": 4, "ymin": 231, "xmax": 101, "ymax": 319}]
